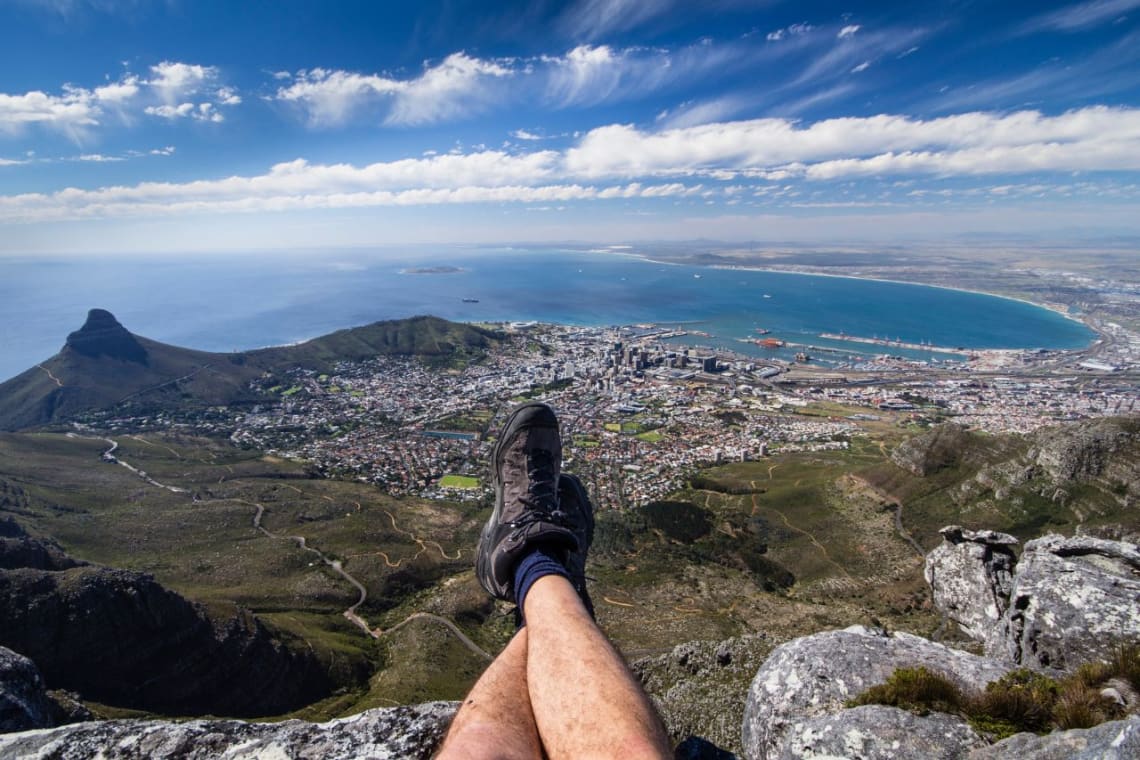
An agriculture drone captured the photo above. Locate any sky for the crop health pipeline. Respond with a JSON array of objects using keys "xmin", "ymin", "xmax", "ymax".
[{"xmin": 1, "ymin": 0, "xmax": 1139, "ymax": 253}]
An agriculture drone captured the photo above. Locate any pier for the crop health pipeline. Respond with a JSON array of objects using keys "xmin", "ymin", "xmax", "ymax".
[{"xmin": 820, "ymin": 332, "xmax": 967, "ymax": 354}]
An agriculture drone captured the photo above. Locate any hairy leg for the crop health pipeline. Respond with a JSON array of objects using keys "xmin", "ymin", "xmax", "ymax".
[
  {"xmin": 436, "ymin": 628, "xmax": 542, "ymax": 760},
  {"xmin": 524, "ymin": 575, "xmax": 672, "ymax": 760}
]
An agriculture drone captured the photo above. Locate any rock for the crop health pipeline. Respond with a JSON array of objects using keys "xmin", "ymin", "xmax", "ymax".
[
  {"xmin": 996, "ymin": 534, "xmax": 1140, "ymax": 672},
  {"xmin": 0, "ymin": 646, "xmax": 53, "ymax": 734},
  {"xmin": 890, "ymin": 423, "xmax": 971, "ymax": 477},
  {"xmin": 0, "ymin": 555, "xmax": 336, "ymax": 717},
  {"xmin": 1032, "ymin": 418, "xmax": 1137, "ymax": 483},
  {"xmin": 741, "ymin": 626, "xmax": 1007, "ymax": 760},
  {"xmin": 924, "ymin": 526, "xmax": 1018, "ymax": 647},
  {"xmin": 774, "ymin": 705, "xmax": 985, "ymax": 760},
  {"xmin": 0, "ymin": 701, "xmax": 457, "ymax": 758},
  {"xmin": 972, "ymin": 715, "xmax": 1140, "ymax": 759},
  {"xmin": 64, "ymin": 308, "xmax": 149, "ymax": 365},
  {"xmin": 635, "ymin": 634, "xmax": 771, "ymax": 757},
  {"xmin": 0, "ymin": 521, "xmax": 83, "ymax": 572}
]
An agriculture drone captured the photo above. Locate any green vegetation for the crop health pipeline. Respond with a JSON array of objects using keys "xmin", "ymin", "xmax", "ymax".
[
  {"xmin": 439, "ymin": 474, "xmax": 481, "ymax": 489},
  {"xmin": 636, "ymin": 430, "xmax": 664, "ymax": 443},
  {"xmin": 0, "ymin": 314, "xmax": 503, "ymax": 431},
  {"xmin": 850, "ymin": 643, "xmax": 1140, "ymax": 739}
]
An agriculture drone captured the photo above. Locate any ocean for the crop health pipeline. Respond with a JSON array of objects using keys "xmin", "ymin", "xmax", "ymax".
[{"xmin": 0, "ymin": 247, "xmax": 1096, "ymax": 382}]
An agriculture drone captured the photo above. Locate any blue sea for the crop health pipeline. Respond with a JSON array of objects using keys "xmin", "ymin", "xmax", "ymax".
[{"xmin": 0, "ymin": 246, "xmax": 1095, "ymax": 382}]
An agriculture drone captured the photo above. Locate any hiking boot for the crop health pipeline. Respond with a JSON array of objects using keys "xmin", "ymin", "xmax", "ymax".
[
  {"xmin": 476, "ymin": 402, "xmax": 576, "ymax": 602},
  {"xmin": 558, "ymin": 472, "xmax": 596, "ymax": 618}
]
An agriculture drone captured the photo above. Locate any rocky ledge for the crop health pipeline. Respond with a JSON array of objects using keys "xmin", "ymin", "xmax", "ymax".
[
  {"xmin": 2, "ymin": 530, "xmax": 1138, "ymax": 759},
  {"xmin": 0, "ymin": 693, "xmax": 457, "ymax": 759}
]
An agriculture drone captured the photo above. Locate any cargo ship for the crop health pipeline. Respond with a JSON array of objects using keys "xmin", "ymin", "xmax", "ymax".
[{"xmin": 753, "ymin": 337, "xmax": 785, "ymax": 348}]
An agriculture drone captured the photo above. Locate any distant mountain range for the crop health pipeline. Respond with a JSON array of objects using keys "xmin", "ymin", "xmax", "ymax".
[{"xmin": 0, "ymin": 309, "xmax": 502, "ymax": 431}]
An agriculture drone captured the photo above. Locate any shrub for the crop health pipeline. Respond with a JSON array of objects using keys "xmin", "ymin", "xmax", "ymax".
[
  {"xmin": 851, "ymin": 643, "xmax": 1140, "ymax": 741},
  {"xmin": 848, "ymin": 667, "xmax": 963, "ymax": 715}
]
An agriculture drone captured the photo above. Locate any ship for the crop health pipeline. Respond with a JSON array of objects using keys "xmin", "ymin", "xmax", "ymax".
[
  {"xmin": 753, "ymin": 337, "xmax": 785, "ymax": 348},
  {"xmin": 461, "ymin": 298, "xmax": 479, "ymax": 303},
  {"xmin": 754, "ymin": 328, "xmax": 771, "ymax": 335}
]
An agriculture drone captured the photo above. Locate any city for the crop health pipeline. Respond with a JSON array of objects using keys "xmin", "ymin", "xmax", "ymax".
[{"xmin": 163, "ymin": 321, "xmax": 1139, "ymax": 511}]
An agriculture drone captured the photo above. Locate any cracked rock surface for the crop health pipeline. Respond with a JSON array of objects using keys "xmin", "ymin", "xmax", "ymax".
[
  {"xmin": 997, "ymin": 534, "xmax": 1140, "ymax": 672},
  {"xmin": 0, "ymin": 701, "xmax": 458, "ymax": 759},
  {"xmin": 924, "ymin": 525, "xmax": 1018, "ymax": 647},
  {"xmin": 741, "ymin": 625, "xmax": 1007, "ymax": 760}
]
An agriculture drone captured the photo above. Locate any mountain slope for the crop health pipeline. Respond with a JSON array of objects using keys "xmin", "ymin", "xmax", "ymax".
[{"xmin": 0, "ymin": 310, "xmax": 502, "ymax": 431}]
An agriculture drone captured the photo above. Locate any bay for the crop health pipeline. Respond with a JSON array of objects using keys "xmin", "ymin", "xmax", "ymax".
[{"xmin": 0, "ymin": 246, "xmax": 1095, "ymax": 382}]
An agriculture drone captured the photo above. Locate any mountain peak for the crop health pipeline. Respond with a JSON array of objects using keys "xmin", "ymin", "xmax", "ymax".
[{"xmin": 64, "ymin": 309, "xmax": 148, "ymax": 364}]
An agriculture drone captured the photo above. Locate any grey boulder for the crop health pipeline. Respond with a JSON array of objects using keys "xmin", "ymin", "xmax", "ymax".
[
  {"xmin": 0, "ymin": 701, "xmax": 458, "ymax": 759},
  {"xmin": 998, "ymin": 534, "xmax": 1140, "ymax": 672},
  {"xmin": 972, "ymin": 715, "xmax": 1140, "ymax": 759},
  {"xmin": 741, "ymin": 626, "xmax": 1007, "ymax": 760},
  {"xmin": 924, "ymin": 525, "xmax": 1018, "ymax": 647},
  {"xmin": 774, "ymin": 704, "xmax": 984, "ymax": 760}
]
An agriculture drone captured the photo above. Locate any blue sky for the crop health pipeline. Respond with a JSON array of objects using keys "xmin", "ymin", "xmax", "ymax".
[{"xmin": 1, "ymin": 0, "xmax": 1139, "ymax": 253}]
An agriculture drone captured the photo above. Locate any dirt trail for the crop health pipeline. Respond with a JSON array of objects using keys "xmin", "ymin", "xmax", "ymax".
[
  {"xmin": 66, "ymin": 433, "xmax": 190, "ymax": 494},
  {"xmin": 71, "ymin": 436, "xmax": 486, "ymax": 661},
  {"xmin": 36, "ymin": 364, "xmax": 63, "ymax": 387}
]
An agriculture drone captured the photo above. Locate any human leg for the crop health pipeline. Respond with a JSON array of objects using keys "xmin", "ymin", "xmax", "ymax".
[
  {"xmin": 435, "ymin": 628, "xmax": 542, "ymax": 760},
  {"xmin": 523, "ymin": 575, "xmax": 671, "ymax": 760},
  {"xmin": 472, "ymin": 401, "xmax": 670, "ymax": 759}
]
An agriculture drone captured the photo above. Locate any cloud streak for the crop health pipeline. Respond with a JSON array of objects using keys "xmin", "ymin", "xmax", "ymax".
[
  {"xmin": 276, "ymin": 53, "xmax": 510, "ymax": 126},
  {"xmin": 1, "ymin": 105, "xmax": 1137, "ymax": 224},
  {"xmin": 1018, "ymin": 0, "xmax": 1140, "ymax": 34}
]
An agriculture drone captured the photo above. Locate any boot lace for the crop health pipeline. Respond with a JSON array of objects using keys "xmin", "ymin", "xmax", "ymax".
[{"xmin": 510, "ymin": 449, "xmax": 570, "ymax": 529}]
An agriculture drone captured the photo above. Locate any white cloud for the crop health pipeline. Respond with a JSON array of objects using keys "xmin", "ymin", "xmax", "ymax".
[
  {"xmin": 543, "ymin": 44, "xmax": 631, "ymax": 106},
  {"xmin": 149, "ymin": 146, "xmax": 175, "ymax": 156},
  {"xmin": 389, "ymin": 52, "xmax": 510, "ymax": 125},
  {"xmin": 562, "ymin": 106, "xmax": 1140, "ymax": 179},
  {"xmin": 144, "ymin": 102, "xmax": 224, "ymax": 122},
  {"xmin": 838, "ymin": 25, "xmax": 861, "ymax": 39},
  {"xmin": 0, "ymin": 157, "xmax": 28, "ymax": 166},
  {"xmin": 0, "ymin": 89, "xmax": 101, "ymax": 132},
  {"xmin": 658, "ymin": 96, "xmax": 748, "ymax": 129},
  {"xmin": 512, "ymin": 129, "xmax": 543, "ymax": 140},
  {"xmin": 276, "ymin": 53, "xmax": 510, "ymax": 126},
  {"xmin": 560, "ymin": 0, "xmax": 675, "ymax": 40},
  {"xmin": 3, "ymin": 106, "xmax": 1139, "ymax": 224},
  {"xmin": 851, "ymin": 61, "xmax": 871, "ymax": 73},
  {"xmin": 147, "ymin": 61, "xmax": 217, "ymax": 102},
  {"xmin": 75, "ymin": 153, "xmax": 122, "ymax": 162},
  {"xmin": 542, "ymin": 41, "xmax": 742, "ymax": 109},
  {"xmin": 145, "ymin": 103, "xmax": 193, "ymax": 119},
  {"xmin": 215, "ymin": 87, "xmax": 242, "ymax": 106},
  {"xmin": 767, "ymin": 22, "xmax": 814, "ymax": 42},
  {"xmin": 93, "ymin": 76, "xmax": 140, "ymax": 103},
  {"xmin": 1019, "ymin": 0, "xmax": 1140, "ymax": 33},
  {"xmin": 0, "ymin": 63, "xmax": 238, "ymax": 135}
]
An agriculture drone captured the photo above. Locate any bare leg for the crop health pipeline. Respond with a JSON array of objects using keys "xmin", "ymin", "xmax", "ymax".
[
  {"xmin": 436, "ymin": 628, "xmax": 542, "ymax": 760},
  {"xmin": 524, "ymin": 575, "xmax": 672, "ymax": 759}
]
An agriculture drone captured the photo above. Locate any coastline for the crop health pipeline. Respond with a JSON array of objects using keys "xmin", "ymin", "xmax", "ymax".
[{"xmin": 619, "ymin": 253, "xmax": 1100, "ymax": 344}]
